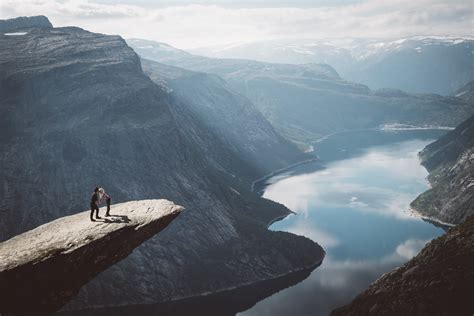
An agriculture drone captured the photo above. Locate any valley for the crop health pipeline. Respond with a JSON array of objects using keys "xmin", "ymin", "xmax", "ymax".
[{"xmin": 1, "ymin": 10, "xmax": 473, "ymax": 316}]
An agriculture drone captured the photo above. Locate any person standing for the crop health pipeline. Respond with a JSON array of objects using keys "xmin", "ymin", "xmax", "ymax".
[
  {"xmin": 98, "ymin": 188, "xmax": 112, "ymax": 216},
  {"xmin": 90, "ymin": 187, "xmax": 101, "ymax": 221}
]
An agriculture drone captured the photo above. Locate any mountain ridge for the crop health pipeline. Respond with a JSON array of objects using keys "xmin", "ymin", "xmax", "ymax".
[
  {"xmin": 190, "ymin": 36, "xmax": 474, "ymax": 94},
  {"xmin": 128, "ymin": 38, "xmax": 474, "ymax": 144}
]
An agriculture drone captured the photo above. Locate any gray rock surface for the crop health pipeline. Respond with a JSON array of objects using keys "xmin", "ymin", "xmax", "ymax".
[{"xmin": 0, "ymin": 199, "xmax": 183, "ymax": 315}]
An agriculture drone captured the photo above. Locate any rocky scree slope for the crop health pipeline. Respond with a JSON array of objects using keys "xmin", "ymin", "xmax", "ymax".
[
  {"xmin": 128, "ymin": 39, "xmax": 474, "ymax": 143},
  {"xmin": 0, "ymin": 200, "xmax": 182, "ymax": 315},
  {"xmin": 0, "ymin": 17, "xmax": 324, "ymax": 310},
  {"xmin": 331, "ymin": 215, "xmax": 474, "ymax": 316},
  {"xmin": 411, "ymin": 114, "xmax": 474, "ymax": 224}
]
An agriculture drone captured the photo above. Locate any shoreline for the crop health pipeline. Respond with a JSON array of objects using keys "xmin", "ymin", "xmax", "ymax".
[
  {"xmin": 266, "ymin": 213, "xmax": 294, "ymax": 229},
  {"xmin": 251, "ymin": 157, "xmax": 320, "ymax": 193},
  {"xmin": 407, "ymin": 207, "xmax": 456, "ymax": 228},
  {"xmin": 59, "ymin": 256, "xmax": 325, "ymax": 315}
]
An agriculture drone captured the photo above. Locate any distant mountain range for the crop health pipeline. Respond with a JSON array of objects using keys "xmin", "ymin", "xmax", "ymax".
[
  {"xmin": 128, "ymin": 38, "xmax": 474, "ymax": 146},
  {"xmin": 190, "ymin": 37, "xmax": 474, "ymax": 95}
]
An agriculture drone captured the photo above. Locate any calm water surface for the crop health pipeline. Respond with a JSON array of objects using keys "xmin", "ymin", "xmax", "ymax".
[{"xmin": 240, "ymin": 130, "xmax": 445, "ymax": 316}]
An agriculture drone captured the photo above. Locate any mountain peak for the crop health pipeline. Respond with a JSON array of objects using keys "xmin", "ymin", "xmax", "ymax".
[{"xmin": 0, "ymin": 15, "xmax": 52, "ymax": 33}]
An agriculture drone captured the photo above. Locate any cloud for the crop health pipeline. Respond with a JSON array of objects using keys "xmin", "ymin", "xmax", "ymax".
[
  {"xmin": 0, "ymin": 0, "xmax": 471, "ymax": 48},
  {"xmin": 395, "ymin": 238, "xmax": 428, "ymax": 259},
  {"xmin": 279, "ymin": 215, "xmax": 340, "ymax": 248}
]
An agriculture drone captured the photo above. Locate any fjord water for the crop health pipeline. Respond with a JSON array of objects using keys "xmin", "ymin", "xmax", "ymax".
[{"xmin": 240, "ymin": 130, "xmax": 446, "ymax": 316}]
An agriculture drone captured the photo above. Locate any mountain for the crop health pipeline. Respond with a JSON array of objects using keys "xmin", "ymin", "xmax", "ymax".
[
  {"xmin": 0, "ymin": 16, "xmax": 324, "ymax": 311},
  {"xmin": 0, "ymin": 15, "xmax": 52, "ymax": 32},
  {"xmin": 141, "ymin": 58, "xmax": 309, "ymax": 170},
  {"xmin": 128, "ymin": 39, "xmax": 474, "ymax": 145},
  {"xmin": 331, "ymin": 214, "xmax": 474, "ymax": 316},
  {"xmin": 0, "ymin": 200, "xmax": 182, "ymax": 315},
  {"xmin": 191, "ymin": 37, "xmax": 474, "ymax": 95},
  {"xmin": 452, "ymin": 80, "xmax": 474, "ymax": 104},
  {"xmin": 411, "ymin": 114, "xmax": 474, "ymax": 224}
]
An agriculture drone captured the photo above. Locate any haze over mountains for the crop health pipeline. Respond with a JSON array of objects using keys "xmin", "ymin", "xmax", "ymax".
[
  {"xmin": 191, "ymin": 37, "xmax": 474, "ymax": 95},
  {"xmin": 129, "ymin": 38, "xmax": 474, "ymax": 146}
]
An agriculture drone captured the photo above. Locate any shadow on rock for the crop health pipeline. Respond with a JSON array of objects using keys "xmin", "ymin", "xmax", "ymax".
[{"xmin": 102, "ymin": 215, "xmax": 131, "ymax": 224}]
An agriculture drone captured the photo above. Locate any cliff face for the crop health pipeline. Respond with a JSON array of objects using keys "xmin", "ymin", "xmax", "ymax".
[
  {"xmin": 0, "ymin": 200, "xmax": 183, "ymax": 315},
  {"xmin": 411, "ymin": 114, "xmax": 474, "ymax": 224},
  {"xmin": 141, "ymin": 58, "xmax": 310, "ymax": 174},
  {"xmin": 331, "ymin": 215, "xmax": 474, "ymax": 316},
  {"xmin": 0, "ymin": 16, "xmax": 324, "ymax": 310}
]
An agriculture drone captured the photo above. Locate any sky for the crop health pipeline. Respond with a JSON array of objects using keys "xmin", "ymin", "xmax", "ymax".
[{"xmin": 0, "ymin": 0, "xmax": 472, "ymax": 49}]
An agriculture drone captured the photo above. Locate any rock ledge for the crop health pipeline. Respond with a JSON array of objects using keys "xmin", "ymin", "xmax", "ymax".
[{"xmin": 0, "ymin": 199, "xmax": 183, "ymax": 315}]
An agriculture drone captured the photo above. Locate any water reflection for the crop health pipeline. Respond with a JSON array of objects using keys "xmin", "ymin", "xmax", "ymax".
[
  {"xmin": 240, "ymin": 132, "xmax": 444, "ymax": 316},
  {"xmin": 240, "ymin": 239, "xmax": 428, "ymax": 316}
]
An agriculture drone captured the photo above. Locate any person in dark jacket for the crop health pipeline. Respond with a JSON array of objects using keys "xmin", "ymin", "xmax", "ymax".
[
  {"xmin": 98, "ymin": 187, "xmax": 112, "ymax": 216},
  {"xmin": 90, "ymin": 187, "xmax": 101, "ymax": 221}
]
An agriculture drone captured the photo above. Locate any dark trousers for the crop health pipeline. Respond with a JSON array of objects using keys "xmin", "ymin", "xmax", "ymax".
[
  {"xmin": 105, "ymin": 198, "xmax": 111, "ymax": 215},
  {"xmin": 90, "ymin": 202, "xmax": 99, "ymax": 219}
]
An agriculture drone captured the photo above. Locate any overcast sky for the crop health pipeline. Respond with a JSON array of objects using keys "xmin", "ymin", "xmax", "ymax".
[{"xmin": 0, "ymin": 0, "xmax": 472, "ymax": 49}]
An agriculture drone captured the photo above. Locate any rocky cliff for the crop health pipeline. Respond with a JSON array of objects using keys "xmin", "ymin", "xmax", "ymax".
[
  {"xmin": 331, "ymin": 215, "xmax": 474, "ymax": 316},
  {"xmin": 141, "ymin": 58, "xmax": 310, "ymax": 173},
  {"xmin": 0, "ymin": 200, "xmax": 182, "ymax": 315},
  {"xmin": 411, "ymin": 114, "xmax": 474, "ymax": 224},
  {"xmin": 0, "ymin": 16, "xmax": 324, "ymax": 311}
]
